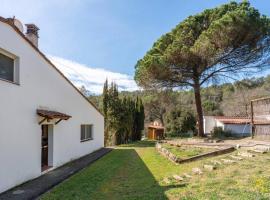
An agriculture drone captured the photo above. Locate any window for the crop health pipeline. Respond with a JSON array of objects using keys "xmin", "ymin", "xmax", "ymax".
[
  {"xmin": 0, "ymin": 53, "xmax": 14, "ymax": 82},
  {"xmin": 81, "ymin": 124, "xmax": 93, "ymax": 141}
]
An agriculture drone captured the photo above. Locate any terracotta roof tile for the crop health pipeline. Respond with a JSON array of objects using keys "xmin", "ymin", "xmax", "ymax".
[
  {"xmin": 214, "ymin": 116, "xmax": 250, "ymax": 124},
  {"xmin": 148, "ymin": 125, "xmax": 165, "ymax": 130},
  {"xmin": 37, "ymin": 109, "xmax": 71, "ymax": 120}
]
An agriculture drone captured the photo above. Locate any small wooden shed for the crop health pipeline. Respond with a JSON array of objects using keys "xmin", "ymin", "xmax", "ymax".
[{"xmin": 147, "ymin": 121, "xmax": 165, "ymax": 140}]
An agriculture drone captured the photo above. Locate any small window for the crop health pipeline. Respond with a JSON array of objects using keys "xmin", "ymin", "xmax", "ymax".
[
  {"xmin": 81, "ymin": 124, "xmax": 93, "ymax": 142},
  {"xmin": 0, "ymin": 53, "xmax": 14, "ymax": 82}
]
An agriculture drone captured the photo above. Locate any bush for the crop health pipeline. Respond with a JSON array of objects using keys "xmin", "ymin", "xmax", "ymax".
[{"xmin": 210, "ymin": 127, "xmax": 232, "ymax": 138}]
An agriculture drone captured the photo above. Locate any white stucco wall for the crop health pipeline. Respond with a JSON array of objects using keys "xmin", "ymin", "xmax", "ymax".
[
  {"xmin": 203, "ymin": 116, "xmax": 251, "ymax": 136},
  {"xmin": 0, "ymin": 22, "xmax": 104, "ymax": 193},
  {"xmin": 203, "ymin": 116, "xmax": 216, "ymax": 134}
]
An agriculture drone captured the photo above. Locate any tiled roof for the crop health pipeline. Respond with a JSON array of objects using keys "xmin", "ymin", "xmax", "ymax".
[
  {"xmin": 148, "ymin": 124, "xmax": 165, "ymax": 130},
  {"xmin": 37, "ymin": 109, "xmax": 71, "ymax": 120},
  {"xmin": 214, "ymin": 116, "xmax": 251, "ymax": 124},
  {"xmin": 213, "ymin": 116, "xmax": 270, "ymax": 125}
]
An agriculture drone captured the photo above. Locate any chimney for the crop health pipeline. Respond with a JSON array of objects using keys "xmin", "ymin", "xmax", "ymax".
[{"xmin": 25, "ymin": 24, "xmax": 39, "ymax": 47}]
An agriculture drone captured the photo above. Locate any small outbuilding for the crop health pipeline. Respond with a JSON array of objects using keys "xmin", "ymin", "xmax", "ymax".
[
  {"xmin": 203, "ymin": 116, "xmax": 251, "ymax": 137},
  {"xmin": 147, "ymin": 121, "xmax": 165, "ymax": 140}
]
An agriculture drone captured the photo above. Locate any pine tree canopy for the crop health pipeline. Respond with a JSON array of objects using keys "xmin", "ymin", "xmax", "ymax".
[{"xmin": 134, "ymin": 1, "xmax": 270, "ymax": 136}]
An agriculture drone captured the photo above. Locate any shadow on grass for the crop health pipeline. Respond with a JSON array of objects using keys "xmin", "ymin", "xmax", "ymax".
[
  {"xmin": 42, "ymin": 146, "xmax": 182, "ymax": 200},
  {"xmin": 100, "ymin": 148, "xmax": 178, "ymax": 200}
]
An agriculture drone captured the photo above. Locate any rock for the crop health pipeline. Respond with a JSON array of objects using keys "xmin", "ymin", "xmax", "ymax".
[
  {"xmin": 173, "ymin": 175, "xmax": 184, "ymax": 181},
  {"xmin": 203, "ymin": 164, "xmax": 216, "ymax": 171},
  {"xmin": 230, "ymin": 155, "xmax": 243, "ymax": 160},
  {"xmin": 192, "ymin": 168, "xmax": 203, "ymax": 175},
  {"xmin": 250, "ymin": 149, "xmax": 267, "ymax": 154},
  {"xmin": 210, "ymin": 160, "xmax": 222, "ymax": 165},
  {"xmin": 221, "ymin": 159, "xmax": 236, "ymax": 164},
  {"xmin": 163, "ymin": 177, "xmax": 171, "ymax": 184},
  {"xmin": 256, "ymin": 146, "xmax": 270, "ymax": 152},
  {"xmin": 183, "ymin": 173, "xmax": 192, "ymax": 178},
  {"xmin": 169, "ymin": 153, "xmax": 176, "ymax": 160},
  {"xmin": 238, "ymin": 152, "xmax": 255, "ymax": 158}
]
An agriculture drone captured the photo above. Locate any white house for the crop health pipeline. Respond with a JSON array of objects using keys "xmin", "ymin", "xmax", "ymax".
[
  {"xmin": 0, "ymin": 17, "xmax": 104, "ymax": 193},
  {"xmin": 203, "ymin": 116, "xmax": 251, "ymax": 136}
]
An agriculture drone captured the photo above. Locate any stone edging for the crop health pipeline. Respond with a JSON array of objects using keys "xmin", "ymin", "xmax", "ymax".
[{"xmin": 156, "ymin": 142, "xmax": 235, "ymax": 164}]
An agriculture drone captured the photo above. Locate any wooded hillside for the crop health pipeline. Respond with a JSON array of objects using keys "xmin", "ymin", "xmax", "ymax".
[{"xmin": 88, "ymin": 75, "xmax": 270, "ymax": 135}]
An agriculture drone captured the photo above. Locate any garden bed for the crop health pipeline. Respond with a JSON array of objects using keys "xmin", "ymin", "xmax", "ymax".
[
  {"xmin": 156, "ymin": 142, "xmax": 235, "ymax": 164},
  {"xmin": 162, "ymin": 143, "xmax": 214, "ymax": 159}
]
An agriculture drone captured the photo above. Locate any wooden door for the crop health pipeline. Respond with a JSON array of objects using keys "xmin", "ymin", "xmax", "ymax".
[{"xmin": 41, "ymin": 125, "xmax": 48, "ymax": 169}]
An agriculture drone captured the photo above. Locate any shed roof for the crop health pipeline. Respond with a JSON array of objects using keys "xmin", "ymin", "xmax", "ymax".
[
  {"xmin": 214, "ymin": 116, "xmax": 251, "ymax": 124},
  {"xmin": 37, "ymin": 109, "xmax": 71, "ymax": 120},
  {"xmin": 148, "ymin": 125, "xmax": 165, "ymax": 130}
]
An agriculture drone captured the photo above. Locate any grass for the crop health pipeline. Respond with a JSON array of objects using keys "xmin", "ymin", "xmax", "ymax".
[
  {"xmin": 162, "ymin": 143, "xmax": 214, "ymax": 159},
  {"xmin": 41, "ymin": 140, "xmax": 270, "ymax": 200}
]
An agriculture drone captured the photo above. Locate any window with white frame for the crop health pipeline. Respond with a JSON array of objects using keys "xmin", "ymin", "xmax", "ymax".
[
  {"xmin": 0, "ymin": 52, "xmax": 15, "ymax": 82},
  {"xmin": 0, "ymin": 49, "xmax": 19, "ymax": 84},
  {"xmin": 81, "ymin": 124, "xmax": 93, "ymax": 141}
]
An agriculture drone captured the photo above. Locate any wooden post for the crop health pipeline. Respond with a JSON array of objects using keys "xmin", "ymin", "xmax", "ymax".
[{"xmin": 251, "ymin": 100, "xmax": 254, "ymax": 139}]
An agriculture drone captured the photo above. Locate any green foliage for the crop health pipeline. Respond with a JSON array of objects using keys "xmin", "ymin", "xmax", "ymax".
[
  {"xmin": 102, "ymin": 81, "xmax": 145, "ymax": 145},
  {"xmin": 134, "ymin": 1, "xmax": 270, "ymax": 136},
  {"xmin": 89, "ymin": 75, "xmax": 270, "ymax": 140},
  {"xmin": 165, "ymin": 108, "xmax": 196, "ymax": 137},
  {"xmin": 135, "ymin": 1, "xmax": 270, "ymax": 88},
  {"xmin": 202, "ymin": 100, "xmax": 223, "ymax": 115}
]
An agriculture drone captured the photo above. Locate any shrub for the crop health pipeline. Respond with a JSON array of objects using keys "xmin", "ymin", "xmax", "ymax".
[{"xmin": 210, "ymin": 127, "xmax": 232, "ymax": 138}]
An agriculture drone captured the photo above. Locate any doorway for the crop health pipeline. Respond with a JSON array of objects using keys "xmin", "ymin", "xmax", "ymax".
[{"xmin": 41, "ymin": 124, "xmax": 53, "ymax": 171}]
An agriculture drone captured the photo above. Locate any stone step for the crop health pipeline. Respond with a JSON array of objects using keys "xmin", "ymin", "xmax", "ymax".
[
  {"xmin": 163, "ymin": 177, "xmax": 171, "ymax": 184},
  {"xmin": 238, "ymin": 152, "xmax": 255, "ymax": 158},
  {"xmin": 192, "ymin": 168, "xmax": 203, "ymax": 175},
  {"xmin": 255, "ymin": 146, "xmax": 270, "ymax": 152},
  {"xmin": 183, "ymin": 173, "xmax": 192, "ymax": 178},
  {"xmin": 203, "ymin": 164, "xmax": 216, "ymax": 171},
  {"xmin": 249, "ymin": 149, "xmax": 267, "ymax": 154},
  {"xmin": 230, "ymin": 155, "xmax": 243, "ymax": 160},
  {"xmin": 173, "ymin": 175, "xmax": 184, "ymax": 181},
  {"xmin": 210, "ymin": 160, "xmax": 222, "ymax": 165},
  {"xmin": 221, "ymin": 159, "xmax": 237, "ymax": 164}
]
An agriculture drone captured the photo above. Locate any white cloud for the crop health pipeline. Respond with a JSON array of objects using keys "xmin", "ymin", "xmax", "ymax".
[{"xmin": 48, "ymin": 55, "xmax": 139, "ymax": 94}]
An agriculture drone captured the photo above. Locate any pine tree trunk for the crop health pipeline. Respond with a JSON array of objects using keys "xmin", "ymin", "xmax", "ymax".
[{"xmin": 194, "ymin": 82, "xmax": 205, "ymax": 137}]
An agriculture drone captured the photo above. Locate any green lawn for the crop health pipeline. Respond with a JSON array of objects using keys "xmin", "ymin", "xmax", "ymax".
[
  {"xmin": 162, "ymin": 143, "xmax": 214, "ymax": 159},
  {"xmin": 41, "ymin": 140, "xmax": 270, "ymax": 200}
]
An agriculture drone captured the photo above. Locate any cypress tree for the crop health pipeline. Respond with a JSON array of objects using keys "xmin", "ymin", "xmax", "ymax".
[{"xmin": 102, "ymin": 79, "xmax": 109, "ymax": 146}]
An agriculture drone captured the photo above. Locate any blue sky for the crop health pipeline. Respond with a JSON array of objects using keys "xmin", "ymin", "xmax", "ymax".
[{"xmin": 1, "ymin": 0, "xmax": 270, "ymax": 93}]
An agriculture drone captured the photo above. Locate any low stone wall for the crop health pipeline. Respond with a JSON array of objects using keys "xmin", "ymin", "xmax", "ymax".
[{"xmin": 156, "ymin": 142, "xmax": 235, "ymax": 164}]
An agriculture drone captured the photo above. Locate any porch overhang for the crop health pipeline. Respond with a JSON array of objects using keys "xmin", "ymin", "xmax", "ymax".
[{"xmin": 37, "ymin": 109, "xmax": 71, "ymax": 125}]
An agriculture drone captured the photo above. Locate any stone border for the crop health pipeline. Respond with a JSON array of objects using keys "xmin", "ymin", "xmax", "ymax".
[{"xmin": 156, "ymin": 142, "xmax": 235, "ymax": 164}]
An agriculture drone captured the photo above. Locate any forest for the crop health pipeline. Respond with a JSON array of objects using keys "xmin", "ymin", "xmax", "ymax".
[{"xmin": 87, "ymin": 75, "xmax": 270, "ymax": 138}]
